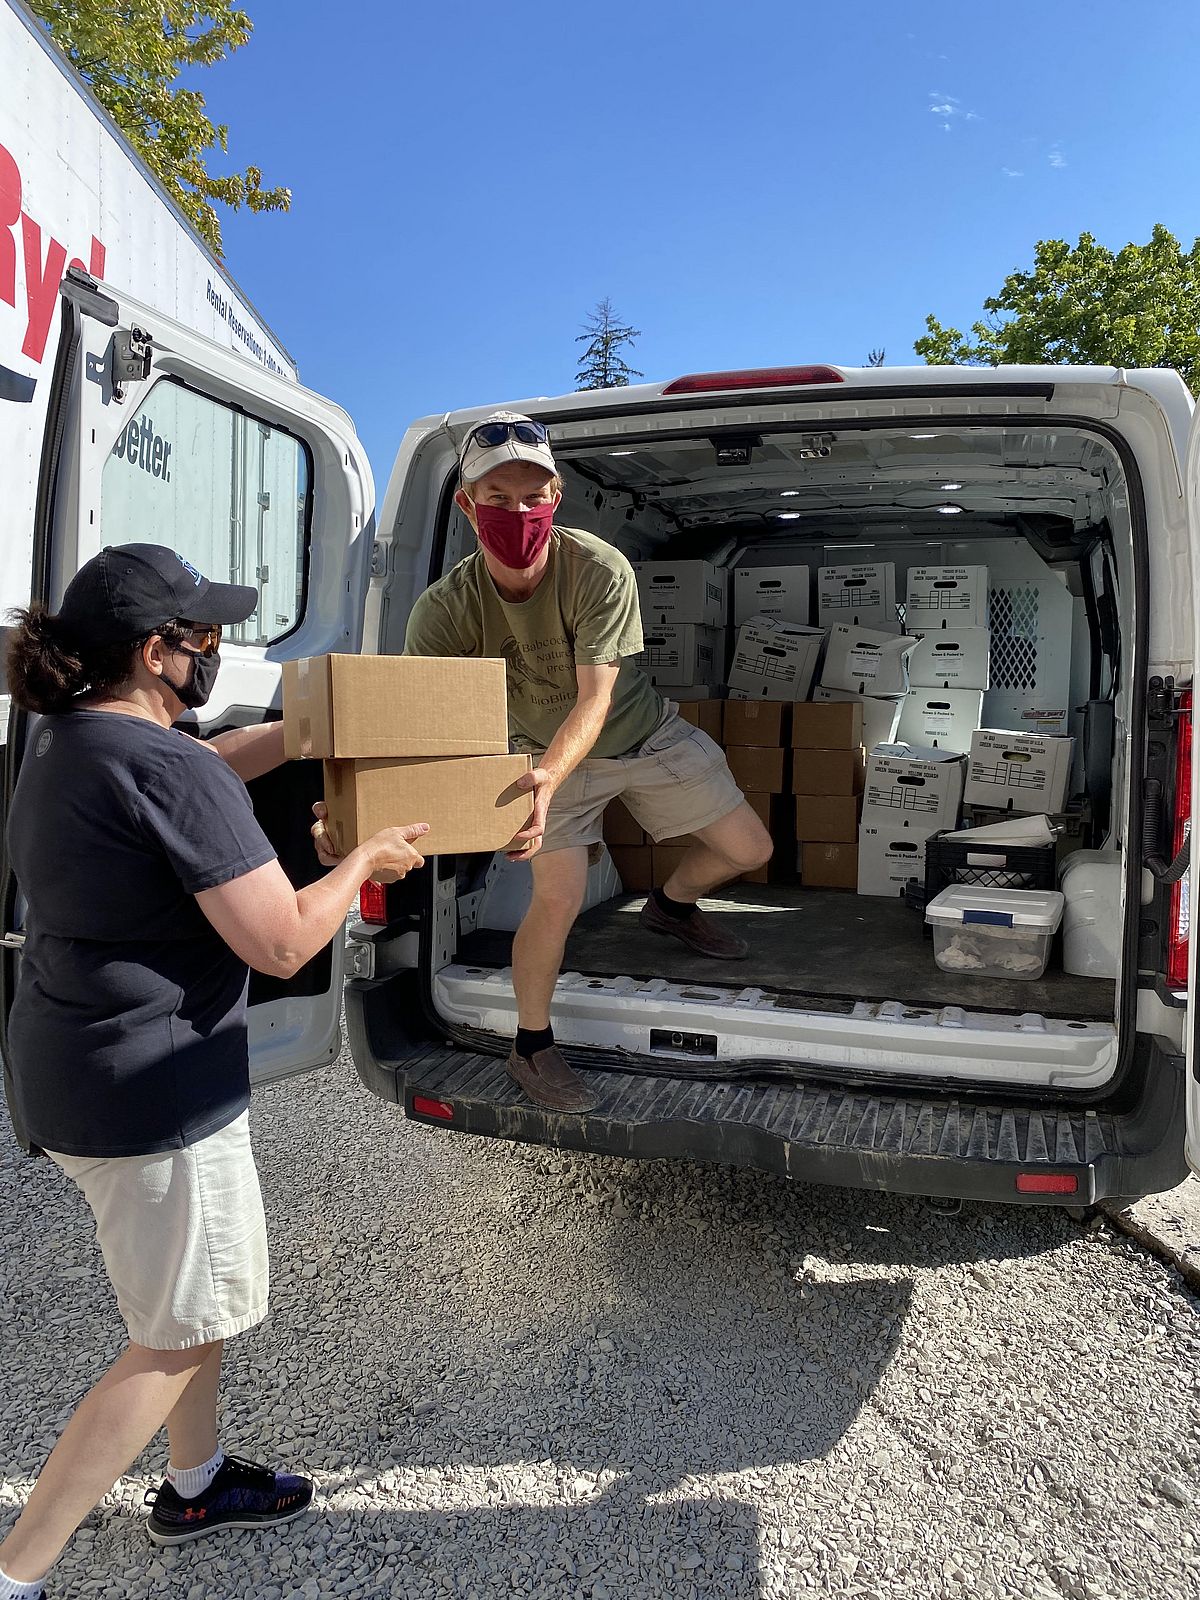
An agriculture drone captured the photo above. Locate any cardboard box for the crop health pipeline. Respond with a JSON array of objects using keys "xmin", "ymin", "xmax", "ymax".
[
  {"xmin": 727, "ymin": 618, "xmax": 825, "ymax": 702},
  {"xmin": 602, "ymin": 797, "xmax": 646, "ymax": 847},
  {"xmin": 905, "ymin": 566, "xmax": 989, "ymax": 631},
  {"xmin": 674, "ymin": 699, "xmax": 723, "ymax": 739},
  {"xmin": 724, "ymin": 699, "xmax": 788, "ymax": 747},
  {"xmin": 862, "ymin": 748, "xmax": 964, "ymax": 831},
  {"xmin": 963, "ymin": 730, "xmax": 1075, "ymax": 815},
  {"xmin": 733, "ymin": 564, "xmax": 810, "ymax": 626},
  {"xmin": 801, "ymin": 841, "xmax": 859, "ymax": 891},
  {"xmin": 283, "ymin": 654, "xmax": 509, "ymax": 760},
  {"xmin": 635, "ymin": 560, "xmax": 727, "ymax": 627},
  {"xmin": 792, "ymin": 747, "xmax": 865, "ymax": 796},
  {"xmin": 895, "ymin": 688, "xmax": 984, "ymax": 754},
  {"xmin": 323, "ymin": 753, "xmax": 533, "ymax": 856},
  {"xmin": 609, "ymin": 845, "xmax": 654, "ymax": 893},
  {"xmin": 638, "ymin": 624, "xmax": 723, "ymax": 686},
  {"xmin": 795, "ymin": 794, "xmax": 861, "ymax": 844},
  {"xmin": 813, "ymin": 686, "xmax": 902, "ymax": 751},
  {"xmin": 857, "ymin": 826, "xmax": 928, "ymax": 898},
  {"xmin": 670, "ymin": 685, "xmax": 724, "ymax": 702},
  {"xmin": 791, "ymin": 700, "xmax": 864, "ymax": 751},
  {"xmin": 909, "ymin": 628, "xmax": 991, "ymax": 690},
  {"xmin": 820, "ymin": 625, "xmax": 918, "ymax": 697},
  {"xmin": 727, "ymin": 745, "xmax": 787, "ymax": 794},
  {"xmin": 817, "ymin": 563, "xmax": 898, "ymax": 633}
]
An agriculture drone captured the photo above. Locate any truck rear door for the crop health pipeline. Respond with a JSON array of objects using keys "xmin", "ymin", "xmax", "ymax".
[
  {"xmin": 1184, "ymin": 400, "xmax": 1200, "ymax": 1175},
  {"xmin": 0, "ymin": 269, "xmax": 375, "ymax": 1132}
]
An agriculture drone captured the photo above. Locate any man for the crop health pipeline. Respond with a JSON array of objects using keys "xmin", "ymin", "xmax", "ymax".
[{"xmin": 405, "ymin": 414, "xmax": 772, "ymax": 1112}]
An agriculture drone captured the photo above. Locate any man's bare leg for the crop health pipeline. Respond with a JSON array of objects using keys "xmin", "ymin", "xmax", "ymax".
[
  {"xmin": 641, "ymin": 801, "xmax": 773, "ymax": 960},
  {"xmin": 505, "ymin": 846, "xmax": 595, "ymax": 1110}
]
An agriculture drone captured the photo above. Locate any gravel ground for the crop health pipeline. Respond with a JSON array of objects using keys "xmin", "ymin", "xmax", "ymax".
[{"xmin": 2, "ymin": 1042, "xmax": 1198, "ymax": 1600}]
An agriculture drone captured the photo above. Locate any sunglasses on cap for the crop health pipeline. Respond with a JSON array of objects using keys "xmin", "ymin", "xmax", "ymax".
[{"xmin": 466, "ymin": 419, "xmax": 551, "ymax": 450}]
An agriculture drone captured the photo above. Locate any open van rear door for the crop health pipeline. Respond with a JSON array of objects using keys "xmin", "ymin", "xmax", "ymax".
[
  {"xmin": 1183, "ymin": 399, "xmax": 1200, "ymax": 1175},
  {"xmin": 0, "ymin": 269, "xmax": 375, "ymax": 1122}
]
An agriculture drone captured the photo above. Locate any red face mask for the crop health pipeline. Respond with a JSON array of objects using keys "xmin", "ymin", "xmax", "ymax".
[{"xmin": 473, "ymin": 501, "xmax": 555, "ymax": 569}]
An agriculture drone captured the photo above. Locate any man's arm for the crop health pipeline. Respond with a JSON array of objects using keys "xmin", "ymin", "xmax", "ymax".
[{"xmin": 507, "ymin": 662, "xmax": 619, "ymax": 860}]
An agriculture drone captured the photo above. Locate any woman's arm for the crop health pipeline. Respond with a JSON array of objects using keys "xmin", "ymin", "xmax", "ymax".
[
  {"xmin": 207, "ymin": 721, "xmax": 286, "ymax": 783},
  {"xmin": 196, "ymin": 823, "xmax": 429, "ymax": 978}
]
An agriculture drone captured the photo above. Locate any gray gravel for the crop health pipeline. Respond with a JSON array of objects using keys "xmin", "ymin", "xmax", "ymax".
[{"xmin": 2, "ymin": 1040, "xmax": 1198, "ymax": 1600}]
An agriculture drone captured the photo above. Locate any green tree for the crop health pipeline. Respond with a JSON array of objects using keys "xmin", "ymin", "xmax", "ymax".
[
  {"xmin": 866, "ymin": 347, "xmax": 886, "ymax": 367},
  {"xmin": 916, "ymin": 225, "xmax": 1200, "ymax": 391},
  {"xmin": 575, "ymin": 297, "xmax": 643, "ymax": 390},
  {"xmin": 29, "ymin": 0, "xmax": 290, "ymax": 257}
]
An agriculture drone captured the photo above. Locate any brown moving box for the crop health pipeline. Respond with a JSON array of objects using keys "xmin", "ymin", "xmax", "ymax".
[
  {"xmin": 795, "ymin": 793, "xmax": 861, "ymax": 844},
  {"xmin": 602, "ymin": 797, "xmax": 646, "ymax": 846},
  {"xmin": 800, "ymin": 841, "xmax": 859, "ymax": 890},
  {"xmin": 791, "ymin": 700, "xmax": 864, "ymax": 751},
  {"xmin": 284, "ymin": 654, "xmax": 509, "ymax": 760},
  {"xmin": 724, "ymin": 700, "xmax": 787, "ymax": 747},
  {"xmin": 792, "ymin": 747, "xmax": 865, "ymax": 796},
  {"xmin": 609, "ymin": 845, "xmax": 653, "ymax": 893},
  {"xmin": 726, "ymin": 745, "xmax": 786, "ymax": 794},
  {"xmin": 323, "ymin": 754, "xmax": 532, "ymax": 856},
  {"xmin": 675, "ymin": 700, "xmax": 724, "ymax": 739}
]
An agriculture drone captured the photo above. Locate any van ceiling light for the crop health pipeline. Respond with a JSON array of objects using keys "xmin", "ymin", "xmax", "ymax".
[
  {"xmin": 609, "ymin": 449, "xmax": 634, "ymax": 457},
  {"xmin": 774, "ymin": 511, "xmax": 802, "ymax": 521},
  {"xmin": 940, "ymin": 481, "xmax": 963, "ymax": 490},
  {"xmin": 910, "ymin": 433, "xmax": 937, "ymax": 440},
  {"xmin": 780, "ymin": 489, "xmax": 801, "ymax": 497},
  {"xmin": 936, "ymin": 503, "xmax": 965, "ymax": 514},
  {"xmin": 663, "ymin": 365, "xmax": 845, "ymax": 395}
]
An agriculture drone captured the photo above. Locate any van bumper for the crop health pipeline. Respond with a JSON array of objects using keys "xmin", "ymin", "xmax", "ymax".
[{"xmin": 346, "ymin": 989, "xmax": 1187, "ymax": 1206}]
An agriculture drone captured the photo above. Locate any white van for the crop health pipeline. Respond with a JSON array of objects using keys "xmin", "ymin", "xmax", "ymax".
[{"xmin": 4, "ymin": 275, "xmax": 1199, "ymax": 1211}]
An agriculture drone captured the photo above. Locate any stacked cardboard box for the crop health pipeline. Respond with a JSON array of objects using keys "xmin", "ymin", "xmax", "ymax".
[
  {"xmin": 282, "ymin": 655, "xmax": 532, "ymax": 857},
  {"xmin": 857, "ymin": 741, "xmax": 966, "ymax": 897},
  {"xmin": 792, "ymin": 702, "xmax": 865, "ymax": 889},
  {"xmin": 727, "ymin": 617, "xmax": 826, "ymax": 702},
  {"xmin": 633, "ymin": 560, "xmax": 727, "ymax": 690},
  {"xmin": 817, "ymin": 562, "xmax": 899, "ymax": 634},
  {"xmin": 701, "ymin": 700, "xmax": 789, "ymax": 885}
]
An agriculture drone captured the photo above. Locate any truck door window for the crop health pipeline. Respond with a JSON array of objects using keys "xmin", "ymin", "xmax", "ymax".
[{"xmin": 101, "ymin": 379, "xmax": 310, "ymax": 644}]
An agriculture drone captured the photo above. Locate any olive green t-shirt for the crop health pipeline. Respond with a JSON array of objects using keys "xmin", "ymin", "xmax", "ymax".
[{"xmin": 404, "ymin": 527, "xmax": 663, "ymax": 758}]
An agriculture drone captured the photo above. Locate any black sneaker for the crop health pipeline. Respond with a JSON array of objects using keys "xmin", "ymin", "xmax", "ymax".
[{"xmin": 145, "ymin": 1454, "xmax": 314, "ymax": 1545}]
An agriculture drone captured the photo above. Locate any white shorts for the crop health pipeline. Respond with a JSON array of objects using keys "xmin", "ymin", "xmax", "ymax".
[{"xmin": 45, "ymin": 1110, "xmax": 270, "ymax": 1351}]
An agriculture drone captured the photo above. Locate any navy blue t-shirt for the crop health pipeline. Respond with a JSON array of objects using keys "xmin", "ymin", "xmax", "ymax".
[{"xmin": 6, "ymin": 710, "xmax": 277, "ymax": 1157}]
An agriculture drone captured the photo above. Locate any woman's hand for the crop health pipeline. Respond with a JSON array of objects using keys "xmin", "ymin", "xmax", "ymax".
[
  {"xmin": 310, "ymin": 801, "xmax": 341, "ymax": 868},
  {"xmin": 311, "ymin": 804, "xmax": 430, "ymax": 883}
]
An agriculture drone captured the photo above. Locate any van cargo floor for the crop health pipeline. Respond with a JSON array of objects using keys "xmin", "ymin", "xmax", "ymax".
[{"xmin": 462, "ymin": 886, "xmax": 1115, "ymax": 1021}]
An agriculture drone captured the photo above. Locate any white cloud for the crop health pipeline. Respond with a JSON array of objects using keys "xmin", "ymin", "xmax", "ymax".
[
  {"xmin": 929, "ymin": 91, "xmax": 978, "ymax": 132},
  {"xmin": 1049, "ymin": 145, "xmax": 1067, "ymax": 168},
  {"xmin": 1001, "ymin": 167, "xmax": 1024, "ymax": 178}
]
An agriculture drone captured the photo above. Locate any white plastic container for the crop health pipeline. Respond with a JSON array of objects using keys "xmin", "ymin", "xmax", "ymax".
[
  {"xmin": 1059, "ymin": 850, "xmax": 1122, "ymax": 978},
  {"xmin": 924, "ymin": 887, "xmax": 1065, "ymax": 980}
]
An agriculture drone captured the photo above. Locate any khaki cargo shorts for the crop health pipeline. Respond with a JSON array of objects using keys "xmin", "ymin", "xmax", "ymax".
[
  {"xmin": 45, "ymin": 1110, "xmax": 269, "ymax": 1351},
  {"xmin": 539, "ymin": 705, "xmax": 744, "ymax": 855}
]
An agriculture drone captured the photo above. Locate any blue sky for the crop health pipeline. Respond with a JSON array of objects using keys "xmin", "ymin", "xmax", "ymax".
[{"xmin": 201, "ymin": 0, "xmax": 1200, "ymax": 485}]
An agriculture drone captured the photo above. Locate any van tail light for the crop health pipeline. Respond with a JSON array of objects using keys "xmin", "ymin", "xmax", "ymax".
[
  {"xmin": 358, "ymin": 880, "xmax": 387, "ymax": 925},
  {"xmin": 1166, "ymin": 689, "xmax": 1193, "ymax": 990},
  {"xmin": 411, "ymin": 1095, "xmax": 455, "ymax": 1122},
  {"xmin": 1015, "ymin": 1172, "xmax": 1079, "ymax": 1195},
  {"xmin": 662, "ymin": 365, "xmax": 845, "ymax": 395}
]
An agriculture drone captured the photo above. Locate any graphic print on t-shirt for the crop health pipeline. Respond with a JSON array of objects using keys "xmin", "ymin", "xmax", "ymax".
[{"xmin": 497, "ymin": 633, "xmax": 562, "ymax": 698}]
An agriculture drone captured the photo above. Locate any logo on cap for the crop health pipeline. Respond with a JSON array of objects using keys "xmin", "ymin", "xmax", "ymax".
[{"xmin": 177, "ymin": 556, "xmax": 202, "ymax": 585}]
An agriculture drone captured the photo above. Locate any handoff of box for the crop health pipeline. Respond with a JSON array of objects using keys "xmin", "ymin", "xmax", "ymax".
[{"xmin": 282, "ymin": 655, "xmax": 531, "ymax": 856}]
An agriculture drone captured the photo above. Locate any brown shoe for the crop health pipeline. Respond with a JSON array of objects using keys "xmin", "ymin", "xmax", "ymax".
[
  {"xmin": 639, "ymin": 894, "xmax": 748, "ymax": 960},
  {"xmin": 506, "ymin": 1044, "xmax": 598, "ymax": 1112}
]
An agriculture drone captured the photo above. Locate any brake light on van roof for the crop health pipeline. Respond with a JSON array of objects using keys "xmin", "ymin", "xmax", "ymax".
[
  {"xmin": 1167, "ymin": 688, "xmax": 1192, "ymax": 991},
  {"xmin": 662, "ymin": 365, "xmax": 845, "ymax": 395},
  {"xmin": 359, "ymin": 880, "xmax": 387, "ymax": 925}
]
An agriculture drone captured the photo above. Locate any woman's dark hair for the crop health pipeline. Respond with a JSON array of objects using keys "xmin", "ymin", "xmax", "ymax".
[{"xmin": 5, "ymin": 607, "xmax": 190, "ymax": 715}]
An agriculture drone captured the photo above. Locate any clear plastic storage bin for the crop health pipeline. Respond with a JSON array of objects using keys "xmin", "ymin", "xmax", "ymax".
[{"xmin": 924, "ymin": 887, "xmax": 1065, "ymax": 980}]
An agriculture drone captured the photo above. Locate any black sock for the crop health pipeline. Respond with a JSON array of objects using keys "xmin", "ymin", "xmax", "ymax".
[
  {"xmin": 652, "ymin": 885, "xmax": 696, "ymax": 921},
  {"xmin": 516, "ymin": 1024, "xmax": 554, "ymax": 1058}
]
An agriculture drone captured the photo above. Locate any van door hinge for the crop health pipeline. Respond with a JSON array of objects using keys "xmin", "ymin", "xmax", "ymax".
[
  {"xmin": 1146, "ymin": 674, "xmax": 1176, "ymax": 728},
  {"xmin": 370, "ymin": 541, "xmax": 388, "ymax": 577},
  {"xmin": 0, "ymin": 932, "xmax": 26, "ymax": 950},
  {"xmin": 111, "ymin": 326, "xmax": 152, "ymax": 400}
]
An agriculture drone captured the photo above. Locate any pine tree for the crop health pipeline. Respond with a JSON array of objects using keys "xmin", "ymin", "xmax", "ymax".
[
  {"xmin": 575, "ymin": 298, "xmax": 643, "ymax": 390},
  {"xmin": 866, "ymin": 347, "xmax": 886, "ymax": 367}
]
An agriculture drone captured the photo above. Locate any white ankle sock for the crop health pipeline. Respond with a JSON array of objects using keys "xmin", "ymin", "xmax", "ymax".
[
  {"xmin": 0, "ymin": 1564, "xmax": 47, "ymax": 1599},
  {"xmin": 166, "ymin": 1446, "xmax": 225, "ymax": 1499}
]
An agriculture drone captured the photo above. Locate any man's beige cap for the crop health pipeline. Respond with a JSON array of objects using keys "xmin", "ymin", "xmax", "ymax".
[{"xmin": 459, "ymin": 411, "xmax": 557, "ymax": 485}]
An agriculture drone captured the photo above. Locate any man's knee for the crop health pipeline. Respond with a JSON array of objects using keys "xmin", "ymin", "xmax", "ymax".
[
  {"xmin": 527, "ymin": 854, "xmax": 588, "ymax": 927},
  {"xmin": 709, "ymin": 809, "xmax": 774, "ymax": 874}
]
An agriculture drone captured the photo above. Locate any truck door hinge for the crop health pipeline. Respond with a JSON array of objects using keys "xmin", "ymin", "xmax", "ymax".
[
  {"xmin": 370, "ymin": 541, "xmax": 388, "ymax": 577},
  {"xmin": 111, "ymin": 326, "xmax": 152, "ymax": 400}
]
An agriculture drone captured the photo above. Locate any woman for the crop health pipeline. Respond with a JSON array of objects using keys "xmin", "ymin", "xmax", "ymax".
[{"xmin": 0, "ymin": 544, "xmax": 427, "ymax": 1600}]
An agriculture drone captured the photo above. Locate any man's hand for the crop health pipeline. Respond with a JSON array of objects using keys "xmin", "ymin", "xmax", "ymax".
[{"xmin": 506, "ymin": 766, "xmax": 556, "ymax": 862}]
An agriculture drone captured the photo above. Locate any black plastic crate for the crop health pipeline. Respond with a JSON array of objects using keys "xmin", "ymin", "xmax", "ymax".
[{"xmin": 923, "ymin": 830, "xmax": 1058, "ymax": 903}]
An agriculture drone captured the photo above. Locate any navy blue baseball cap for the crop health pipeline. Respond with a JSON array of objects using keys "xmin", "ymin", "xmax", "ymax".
[{"xmin": 56, "ymin": 544, "xmax": 258, "ymax": 646}]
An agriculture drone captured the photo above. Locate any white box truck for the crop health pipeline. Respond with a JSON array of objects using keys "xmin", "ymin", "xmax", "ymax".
[{"xmin": 2, "ymin": 0, "xmax": 1198, "ymax": 1208}]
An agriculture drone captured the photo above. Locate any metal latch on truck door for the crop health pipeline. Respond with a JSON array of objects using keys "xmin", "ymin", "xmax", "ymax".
[{"xmin": 111, "ymin": 326, "xmax": 152, "ymax": 400}]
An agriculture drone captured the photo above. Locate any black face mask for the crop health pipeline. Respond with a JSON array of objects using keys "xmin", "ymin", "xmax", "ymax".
[{"xmin": 164, "ymin": 648, "xmax": 221, "ymax": 710}]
